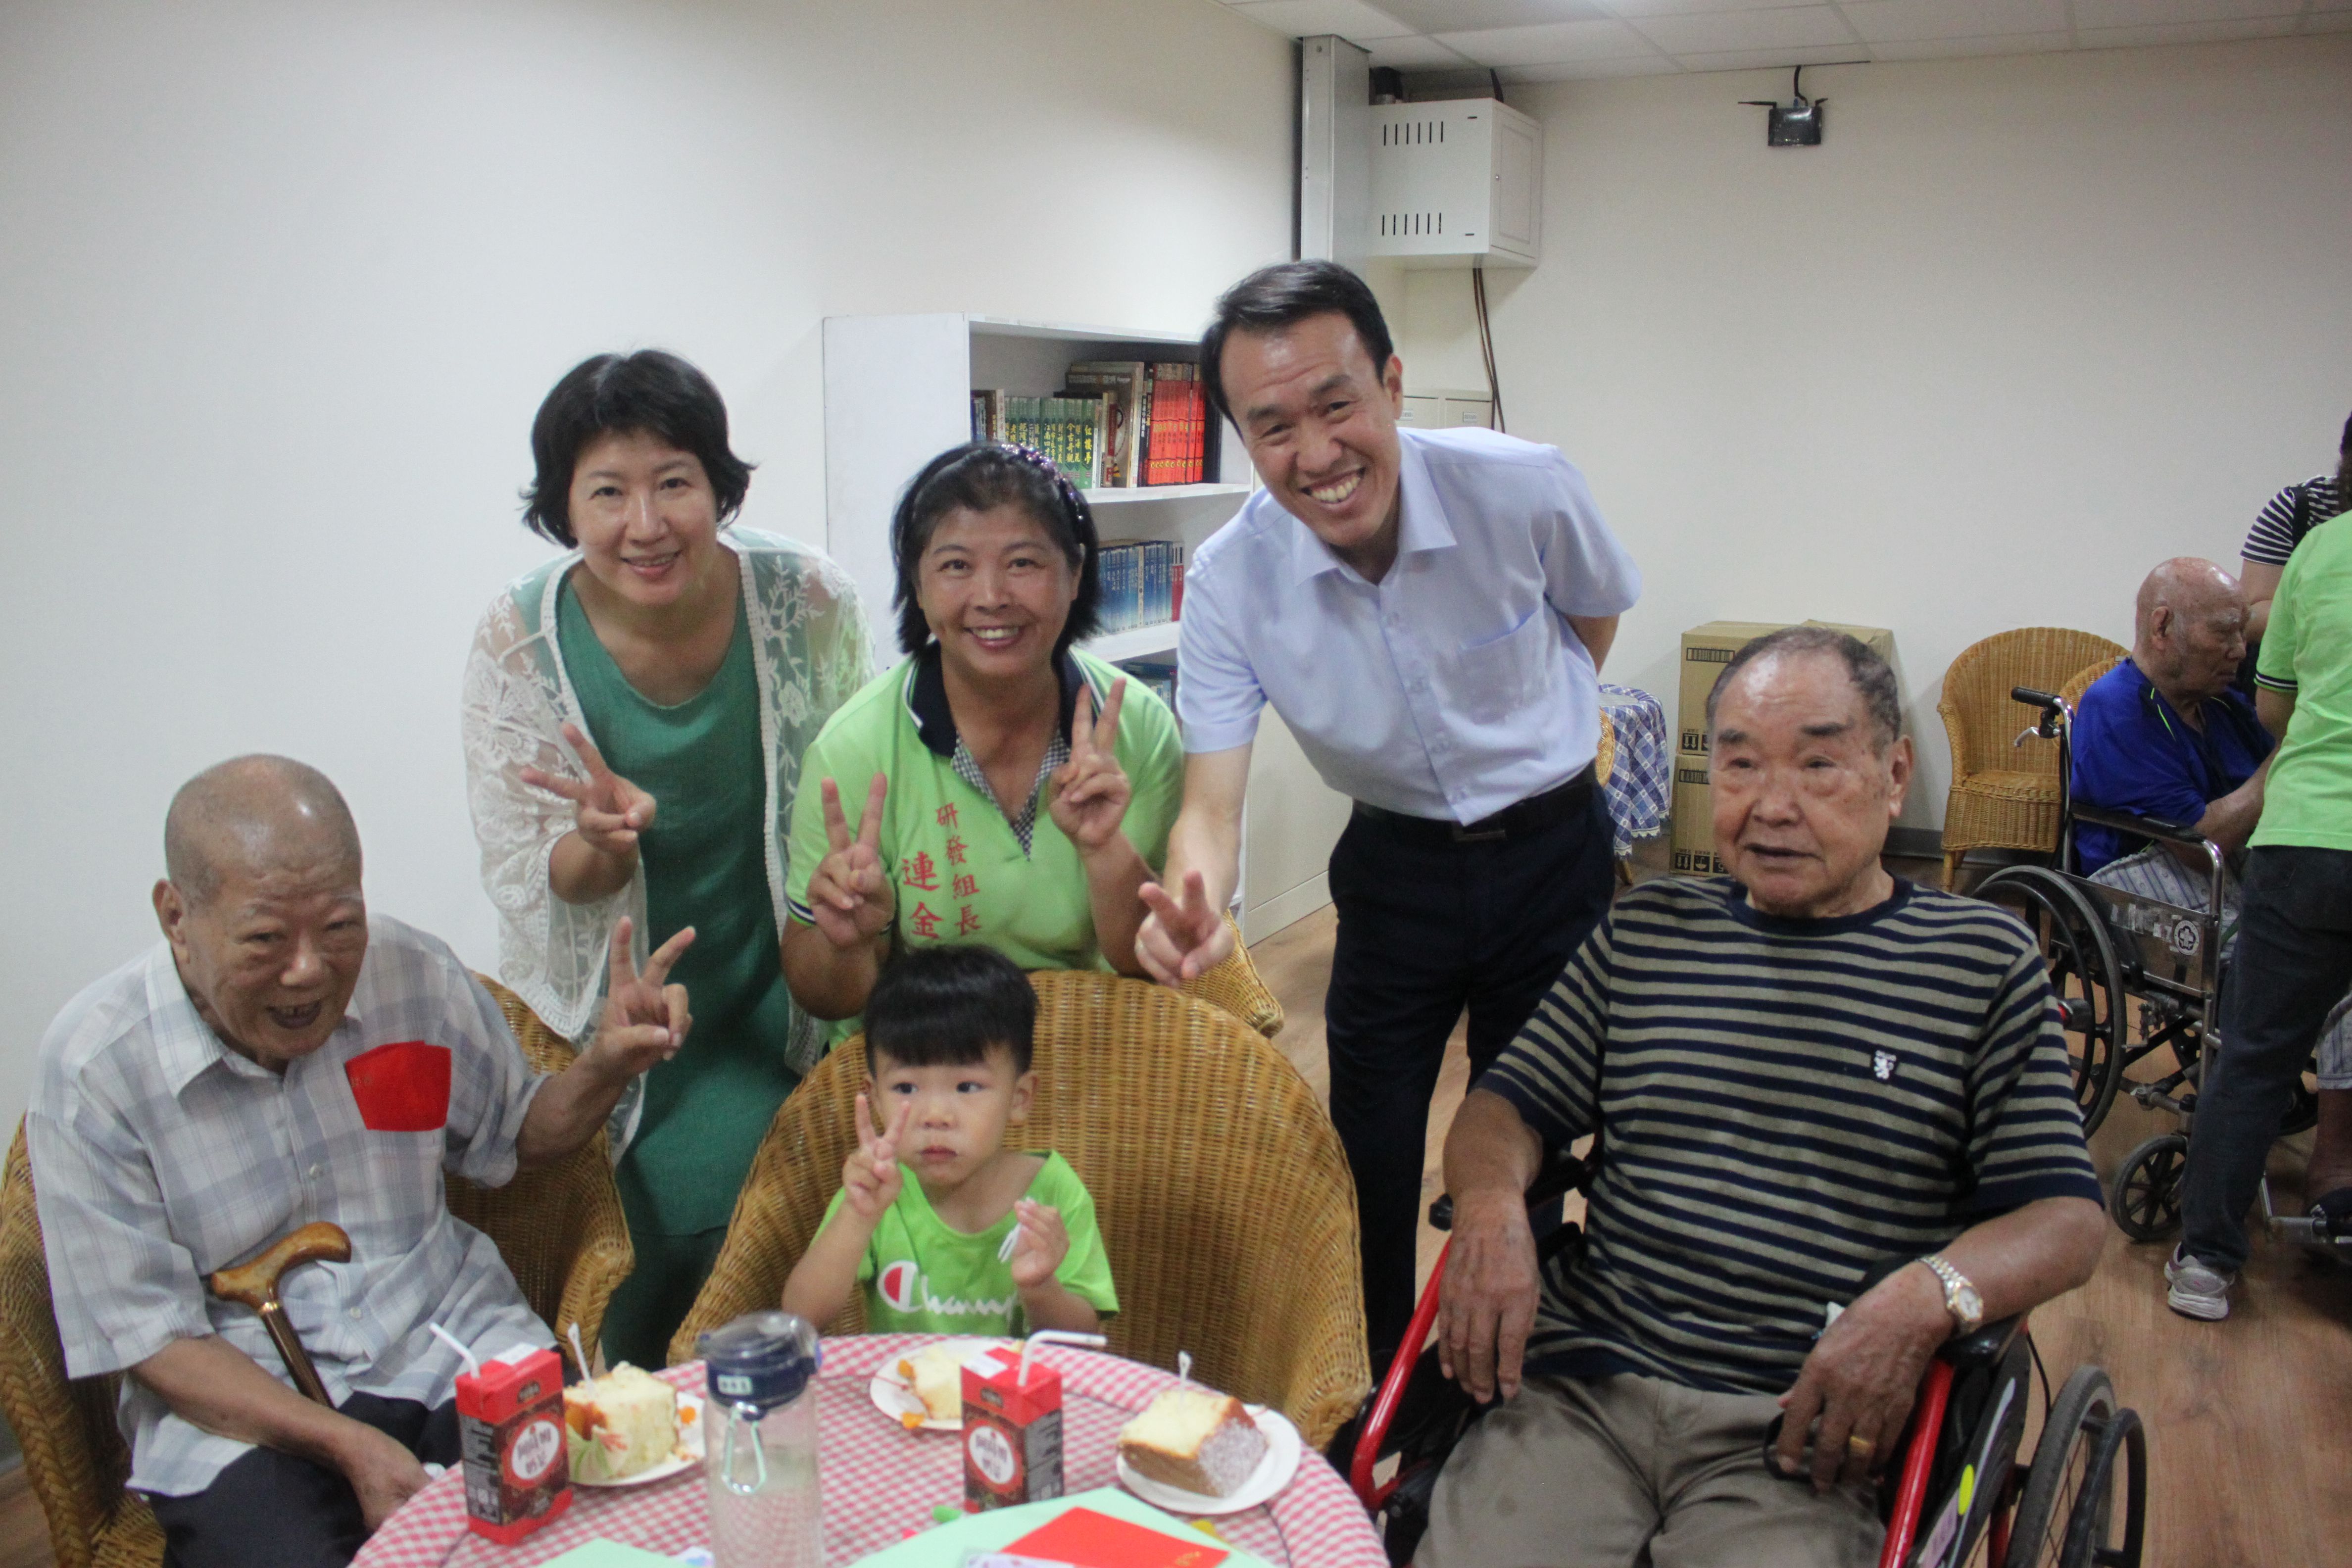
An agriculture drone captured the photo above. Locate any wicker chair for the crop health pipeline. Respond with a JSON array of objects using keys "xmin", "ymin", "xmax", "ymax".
[
  {"xmin": 0, "ymin": 976, "xmax": 632, "ymax": 1568},
  {"xmin": 671, "ymin": 970, "xmax": 1371, "ymax": 1449},
  {"xmin": 1172, "ymin": 913, "xmax": 1284, "ymax": 1038},
  {"xmin": 1938, "ymin": 628, "xmax": 2128, "ymax": 888}
]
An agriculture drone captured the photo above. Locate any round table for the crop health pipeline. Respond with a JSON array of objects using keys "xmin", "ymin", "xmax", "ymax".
[{"xmin": 355, "ymin": 1335, "xmax": 1386, "ymax": 1568}]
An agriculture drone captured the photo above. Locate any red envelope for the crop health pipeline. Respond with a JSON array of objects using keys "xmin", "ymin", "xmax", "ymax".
[
  {"xmin": 344, "ymin": 1041, "xmax": 452, "ymax": 1132},
  {"xmin": 1005, "ymin": 1508, "xmax": 1227, "ymax": 1568}
]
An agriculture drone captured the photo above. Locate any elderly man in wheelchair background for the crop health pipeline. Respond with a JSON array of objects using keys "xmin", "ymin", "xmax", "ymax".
[
  {"xmin": 26, "ymin": 756, "xmax": 694, "ymax": 1567},
  {"xmin": 1416, "ymin": 627, "xmax": 2107, "ymax": 1568},
  {"xmin": 2066, "ymin": 556, "xmax": 2352, "ymax": 1318}
]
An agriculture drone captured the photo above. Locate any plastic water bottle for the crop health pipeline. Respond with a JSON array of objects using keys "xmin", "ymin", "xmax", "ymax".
[{"xmin": 699, "ymin": 1310, "xmax": 823, "ymax": 1568}]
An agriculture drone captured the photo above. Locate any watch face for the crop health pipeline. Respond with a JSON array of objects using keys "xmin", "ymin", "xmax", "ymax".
[{"xmin": 1956, "ymin": 1283, "xmax": 1984, "ymax": 1323}]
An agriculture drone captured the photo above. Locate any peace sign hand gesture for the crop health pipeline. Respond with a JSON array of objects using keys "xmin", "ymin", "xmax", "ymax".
[
  {"xmin": 809, "ymin": 773, "xmax": 895, "ymax": 951},
  {"xmin": 842, "ymin": 1091, "xmax": 913, "ymax": 1224},
  {"xmin": 522, "ymin": 723, "xmax": 657, "ymax": 862},
  {"xmin": 1047, "ymin": 680, "xmax": 1132, "ymax": 856},
  {"xmin": 1136, "ymin": 869, "xmax": 1234, "ymax": 985},
  {"xmin": 586, "ymin": 916, "xmax": 695, "ymax": 1080}
]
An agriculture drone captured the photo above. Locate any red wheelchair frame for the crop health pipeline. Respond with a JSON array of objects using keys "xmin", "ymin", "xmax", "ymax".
[{"xmin": 1349, "ymin": 1212, "xmax": 2145, "ymax": 1568}]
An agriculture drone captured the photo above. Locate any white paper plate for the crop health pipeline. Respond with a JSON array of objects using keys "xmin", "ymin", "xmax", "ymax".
[
  {"xmin": 1116, "ymin": 1405, "xmax": 1303, "ymax": 1516},
  {"xmin": 572, "ymin": 1393, "xmax": 704, "ymax": 1488},
  {"xmin": 867, "ymin": 1339, "xmax": 1015, "ymax": 1432}
]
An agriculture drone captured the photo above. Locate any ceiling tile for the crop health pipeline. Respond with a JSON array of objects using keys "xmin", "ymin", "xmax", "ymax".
[
  {"xmin": 2072, "ymin": 0, "xmax": 2302, "ymax": 25},
  {"xmin": 1223, "ymin": 0, "xmax": 1419, "ymax": 40},
  {"xmin": 1498, "ymin": 54, "xmax": 1686, "ymax": 78},
  {"xmin": 1599, "ymin": 0, "xmax": 1829, "ymax": 15},
  {"xmin": 1670, "ymin": 41, "xmax": 1870, "ymax": 70},
  {"xmin": 1432, "ymin": 17, "xmax": 1665, "ymax": 62},
  {"xmin": 1372, "ymin": 0, "xmax": 1611, "ymax": 29},
  {"xmin": 1839, "ymin": 0, "xmax": 2067, "ymax": 44},
  {"xmin": 1627, "ymin": 4, "xmax": 1856, "ymax": 52},
  {"xmin": 2074, "ymin": 16, "xmax": 2300, "ymax": 46},
  {"xmin": 1867, "ymin": 29, "xmax": 2073, "ymax": 58},
  {"xmin": 1366, "ymin": 33, "xmax": 1479, "ymax": 66}
]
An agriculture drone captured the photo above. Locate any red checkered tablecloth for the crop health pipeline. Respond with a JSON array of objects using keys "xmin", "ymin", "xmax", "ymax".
[{"xmin": 354, "ymin": 1335, "xmax": 1385, "ymax": 1568}]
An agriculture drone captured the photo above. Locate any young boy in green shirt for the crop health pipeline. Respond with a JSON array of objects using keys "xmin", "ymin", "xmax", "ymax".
[{"xmin": 783, "ymin": 945, "xmax": 1116, "ymax": 1334}]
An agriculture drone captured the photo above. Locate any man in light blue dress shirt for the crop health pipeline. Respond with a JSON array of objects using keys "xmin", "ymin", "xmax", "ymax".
[
  {"xmin": 28, "ymin": 756, "xmax": 693, "ymax": 1566},
  {"xmin": 1136, "ymin": 261, "xmax": 1641, "ymax": 1362}
]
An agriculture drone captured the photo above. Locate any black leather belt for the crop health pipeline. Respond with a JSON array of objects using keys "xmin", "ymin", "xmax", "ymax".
[{"xmin": 1353, "ymin": 764, "xmax": 1597, "ymax": 844}]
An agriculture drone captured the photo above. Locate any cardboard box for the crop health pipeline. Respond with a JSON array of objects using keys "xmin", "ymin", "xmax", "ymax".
[
  {"xmin": 1669, "ymin": 753, "xmax": 1726, "ymax": 877},
  {"xmin": 1677, "ymin": 620, "xmax": 1896, "ymax": 755}
]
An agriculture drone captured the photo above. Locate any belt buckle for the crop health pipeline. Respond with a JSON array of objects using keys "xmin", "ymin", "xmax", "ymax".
[{"xmin": 1451, "ymin": 822, "xmax": 1508, "ymax": 844}]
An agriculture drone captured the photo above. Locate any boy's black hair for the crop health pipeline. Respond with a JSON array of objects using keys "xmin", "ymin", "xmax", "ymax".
[{"xmin": 864, "ymin": 944, "xmax": 1036, "ymax": 1077}]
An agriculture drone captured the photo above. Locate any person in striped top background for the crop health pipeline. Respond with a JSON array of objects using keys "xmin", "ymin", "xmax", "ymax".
[{"xmin": 1415, "ymin": 627, "xmax": 2107, "ymax": 1568}]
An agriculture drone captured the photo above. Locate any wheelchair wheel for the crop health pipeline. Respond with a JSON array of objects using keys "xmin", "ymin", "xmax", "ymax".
[
  {"xmin": 2004, "ymin": 1366, "xmax": 2115, "ymax": 1568},
  {"xmin": 2056, "ymin": 1405, "xmax": 2148, "ymax": 1568},
  {"xmin": 1978, "ymin": 868, "xmax": 2128, "ymax": 1133},
  {"xmin": 2109, "ymin": 1133, "xmax": 2188, "ymax": 1242}
]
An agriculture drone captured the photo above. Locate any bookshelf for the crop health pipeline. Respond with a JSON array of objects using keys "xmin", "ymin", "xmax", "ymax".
[{"xmin": 821, "ymin": 311, "xmax": 1350, "ymax": 941}]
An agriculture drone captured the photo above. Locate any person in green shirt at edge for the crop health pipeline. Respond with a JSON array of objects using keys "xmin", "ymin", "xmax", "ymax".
[
  {"xmin": 783, "ymin": 944, "xmax": 1115, "ymax": 1335},
  {"xmin": 2172, "ymin": 506, "xmax": 2352, "ymax": 1322},
  {"xmin": 781, "ymin": 441, "xmax": 1184, "ymax": 1030},
  {"xmin": 461, "ymin": 351, "xmax": 870, "ymax": 1372}
]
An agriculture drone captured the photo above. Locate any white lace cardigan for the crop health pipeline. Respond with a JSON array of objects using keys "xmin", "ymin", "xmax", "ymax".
[{"xmin": 459, "ymin": 527, "xmax": 873, "ymax": 1155}]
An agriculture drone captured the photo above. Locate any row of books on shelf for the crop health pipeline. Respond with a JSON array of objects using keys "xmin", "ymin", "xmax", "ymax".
[
  {"xmin": 1115, "ymin": 658, "xmax": 1178, "ymax": 715},
  {"xmin": 1095, "ymin": 539, "xmax": 1183, "ymax": 635},
  {"xmin": 970, "ymin": 360, "xmax": 1214, "ymax": 490}
]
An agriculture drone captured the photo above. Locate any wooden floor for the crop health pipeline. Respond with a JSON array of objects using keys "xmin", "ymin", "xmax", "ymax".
[{"xmin": 1252, "ymin": 848, "xmax": 2352, "ymax": 1568}]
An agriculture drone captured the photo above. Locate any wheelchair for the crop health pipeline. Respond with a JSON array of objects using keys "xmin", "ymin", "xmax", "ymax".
[
  {"xmin": 1347, "ymin": 1150, "xmax": 2147, "ymax": 1568},
  {"xmin": 1975, "ymin": 686, "xmax": 2322, "ymax": 1245}
]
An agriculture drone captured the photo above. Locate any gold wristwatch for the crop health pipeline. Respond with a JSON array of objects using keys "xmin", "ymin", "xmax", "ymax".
[{"xmin": 1919, "ymin": 1253, "xmax": 1984, "ymax": 1335}]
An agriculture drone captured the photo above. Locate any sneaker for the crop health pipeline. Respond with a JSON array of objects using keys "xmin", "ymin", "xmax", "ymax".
[{"xmin": 2165, "ymin": 1247, "xmax": 2235, "ymax": 1320}]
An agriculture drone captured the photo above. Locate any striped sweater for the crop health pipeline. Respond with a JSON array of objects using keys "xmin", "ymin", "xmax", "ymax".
[{"xmin": 1481, "ymin": 876, "xmax": 2103, "ymax": 1395}]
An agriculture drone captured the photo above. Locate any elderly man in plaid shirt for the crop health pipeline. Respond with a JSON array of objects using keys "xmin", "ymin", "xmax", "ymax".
[{"xmin": 28, "ymin": 756, "xmax": 695, "ymax": 1568}]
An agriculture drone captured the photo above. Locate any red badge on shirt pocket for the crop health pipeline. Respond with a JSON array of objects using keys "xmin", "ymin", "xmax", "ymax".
[{"xmin": 344, "ymin": 1041, "xmax": 452, "ymax": 1132}]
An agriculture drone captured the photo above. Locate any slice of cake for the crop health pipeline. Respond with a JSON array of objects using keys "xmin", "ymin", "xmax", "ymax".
[
  {"xmin": 1118, "ymin": 1388, "xmax": 1268, "ymax": 1497},
  {"xmin": 894, "ymin": 1343, "xmax": 968, "ymax": 1427},
  {"xmin": 563, "ymin": 1363, "xmax": 679, "ymax": 1482}
]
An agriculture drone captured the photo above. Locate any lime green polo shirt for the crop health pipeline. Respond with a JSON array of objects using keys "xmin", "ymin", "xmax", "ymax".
[
  {"xmin": 2253, "ymin": 511, "xmax": 2352, "ymax": 850},
  {"xmin": 786, "ymin": 647, "xmax": 1184, "ymax": 983},
  {"xmin": 819, "ymin": 1151, "xmax": 1118, "ymax": 1334}
]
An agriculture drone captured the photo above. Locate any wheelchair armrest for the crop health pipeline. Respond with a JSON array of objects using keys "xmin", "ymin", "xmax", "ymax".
[
  {"xmin": 1937, "ymin": 1314, "xmax": 2023, "ymax": 1372},
  {"xmin": 2070, "ymin": 802, "xmax": 2207, "ymax": 849}
]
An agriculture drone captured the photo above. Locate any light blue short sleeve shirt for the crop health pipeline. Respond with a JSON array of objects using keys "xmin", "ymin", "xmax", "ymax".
[{"xmin": 1177, "ymin": 427, "xmax": 1641, "ymax": 823}]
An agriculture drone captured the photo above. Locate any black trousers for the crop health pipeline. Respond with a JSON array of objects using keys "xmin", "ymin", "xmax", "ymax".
[
  {"xmin": 2184, "ymin": 845, "xmax": 2352, "ymax": 1273},
  {"xmin": 1325, "ymin": 784, "xmax": 1616, "ymax": 1366},
  {"xmin": 148, "ymin": 1392, "xmax": 460, "ymax": 1568}
]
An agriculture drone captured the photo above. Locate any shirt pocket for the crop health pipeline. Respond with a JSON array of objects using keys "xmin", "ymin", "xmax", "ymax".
[
  {"xmin": 343, "ymin": 1041, "xmax": 453, "ymax": 1132},
  {"xmin": 1453, "ymin": 607, "xmax": 1553, "ymax": 724}
]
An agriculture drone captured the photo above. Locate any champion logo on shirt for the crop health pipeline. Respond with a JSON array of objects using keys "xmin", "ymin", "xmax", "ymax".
[{"xmin": 877, "ymin": 1260, "xmax": 1015, "ymax": 1320}]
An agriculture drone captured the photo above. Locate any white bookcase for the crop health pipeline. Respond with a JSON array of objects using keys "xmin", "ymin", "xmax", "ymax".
[{"xmin": 821, "ymin": 312, "xmax": 1350, "ymax": 941}]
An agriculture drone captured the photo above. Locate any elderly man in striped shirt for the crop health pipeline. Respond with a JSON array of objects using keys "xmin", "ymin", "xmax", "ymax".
[
  {"xmin": 28, "ymin": 756, "xmax": 694, "ymax": 1567},
  {"xmin": 1419, "ymin": 628, "xmax": 2108, "ymax": 1568}
]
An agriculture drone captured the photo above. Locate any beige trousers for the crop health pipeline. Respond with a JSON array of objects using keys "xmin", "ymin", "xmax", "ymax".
[{"xmin": 1415, "ymin": 1372, "xmax": 1884, "ymax": 1568}]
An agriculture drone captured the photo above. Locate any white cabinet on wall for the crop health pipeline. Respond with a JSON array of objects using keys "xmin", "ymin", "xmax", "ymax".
[{"xmin": 820, "ymin": 312, "xmax": 1350, "ymax": 941}]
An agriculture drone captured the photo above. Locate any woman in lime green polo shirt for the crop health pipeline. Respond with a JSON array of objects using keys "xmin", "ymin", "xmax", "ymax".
[{"xmin": 782, "ymin": 442, "xmax": 1182, "ymax": 1022}]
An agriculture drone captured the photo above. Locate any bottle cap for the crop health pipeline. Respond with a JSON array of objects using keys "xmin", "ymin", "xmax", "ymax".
[{"xmin": 697, "ymin": 1310, "xmax": 821, "ymax": 1414}]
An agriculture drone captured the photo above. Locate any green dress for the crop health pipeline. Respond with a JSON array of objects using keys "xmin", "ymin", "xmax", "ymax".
[{"xmin": 558, "ymin": 577, "xmax": 800, "ymax": 1368}]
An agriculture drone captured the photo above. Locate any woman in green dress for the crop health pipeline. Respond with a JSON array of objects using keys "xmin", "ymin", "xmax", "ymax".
[{"xmin": 462, "ymin": 350, "xmax": 870, "ymax": 1368}]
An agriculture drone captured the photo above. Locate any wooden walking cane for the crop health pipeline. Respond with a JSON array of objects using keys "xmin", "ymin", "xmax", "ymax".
[{"xmin": 206, "ymin": 1222, "xmax": 352, "ymax": 1406}]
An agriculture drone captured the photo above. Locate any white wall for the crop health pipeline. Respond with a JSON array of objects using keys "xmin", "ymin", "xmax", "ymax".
[
  {"xmin": 0, "ymin": 0, "xmax": 1294, "ymax": 1130},
  {"xmin": 1388, "ymin": 35, "xmax": 2352, "ymax": 832}
]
